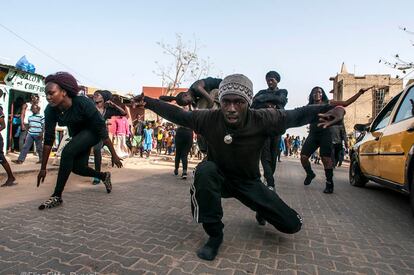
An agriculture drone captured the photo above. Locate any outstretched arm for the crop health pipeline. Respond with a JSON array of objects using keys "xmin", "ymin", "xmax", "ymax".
[
  {"xmin": 283, "ymin": 104, "xmax": 345, "ymax": 129},
  {"xmin": 135, "ymin": 96, "xmax": 195, "ymax": 129},
  {"xmin": 330, "ymin": 86, "xmax": 373, "ymax": 107}
]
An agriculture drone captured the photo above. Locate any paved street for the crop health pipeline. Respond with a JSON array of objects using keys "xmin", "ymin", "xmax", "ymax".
[{"xmin": 1, "ymin": 156, "xmax": 414, "ymax": 275}]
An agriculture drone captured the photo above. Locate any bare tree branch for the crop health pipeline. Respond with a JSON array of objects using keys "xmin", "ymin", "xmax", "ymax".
[
  {"xmin": 154, "ymin": 34, "xmax": 213, "ymax": 95},
  {"xmin": 379, "ymin": 26, "xmax": 413, "ymax": 73}
]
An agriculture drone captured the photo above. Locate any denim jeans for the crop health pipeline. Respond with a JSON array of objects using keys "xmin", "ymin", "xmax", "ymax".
[{"xmin": 18, "ymin": 134, "xmax": 43, "ymax": 162}]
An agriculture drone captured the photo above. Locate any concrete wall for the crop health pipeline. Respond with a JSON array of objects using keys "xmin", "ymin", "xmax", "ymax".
[{"xmin": 331, "ymin": 73, "xmax": 403, "ymax": 134}]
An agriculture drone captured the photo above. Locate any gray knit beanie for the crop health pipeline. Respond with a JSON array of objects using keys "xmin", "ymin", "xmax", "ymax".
[{"xmin": 218, "ymin": 74, "xmax": 253, "ymax": 105}]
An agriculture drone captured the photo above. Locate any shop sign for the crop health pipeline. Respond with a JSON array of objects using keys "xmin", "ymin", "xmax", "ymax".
[{"xmin": 4, "ymin": 69, "xmax": 45, "ymax": 94}]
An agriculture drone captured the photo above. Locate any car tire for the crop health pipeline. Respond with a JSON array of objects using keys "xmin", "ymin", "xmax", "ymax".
[{"xmin": 349, "ymin": 154, "xmax": 368, "ymax": 187}]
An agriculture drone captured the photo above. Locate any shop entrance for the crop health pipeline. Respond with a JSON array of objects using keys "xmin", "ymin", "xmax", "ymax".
[{"xmin": 7, "ymin": 89, "xmax": 35, "ymax": 152}]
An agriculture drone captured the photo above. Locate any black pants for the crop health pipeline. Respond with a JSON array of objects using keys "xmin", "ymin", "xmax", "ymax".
[
  {"xmin": 190, "ymin": 161, "xmax": 302, "ymax": 234},
  {"xmin": 332, "ymin": 143, "xmax": 343, "ymax": 167},
  {"xmin": 175, "ymin": 127, "xmax": 193, "ymax": 173},
  {"xmin": 53, "ymin": 130, "xmax": 106, "ymax": 197},
  {"xmin": 260, "ymin": 136, "xmax": 280, "ymax": 188},
  {"xmin": 93, "ymin": 141, "xmax": 104, "ymax": 172},
  {"xmin": 276, "ymin": 148, "xmax": 282, "ymax": 162},
  {"xmin": 11, "ymin": 124, "xmax": 20, "ymax": 151}
]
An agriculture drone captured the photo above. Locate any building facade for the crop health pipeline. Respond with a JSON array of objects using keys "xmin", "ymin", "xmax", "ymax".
[
  {"xmin": 142, "ymin": 86, "xmax": 187, "ymax": 122},
  {"xmin": 330, "ymin": 63, "xmax": 403, "ymax": 134}
]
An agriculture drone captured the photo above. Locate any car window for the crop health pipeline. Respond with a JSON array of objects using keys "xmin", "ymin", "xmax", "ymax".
[
  {"xmin": 371, "ymin": 94, "xmax": 401, "ymax": 131},
  {"xmin": 393, "ymin": 86, "xmax": 414, "ymax": 123}
]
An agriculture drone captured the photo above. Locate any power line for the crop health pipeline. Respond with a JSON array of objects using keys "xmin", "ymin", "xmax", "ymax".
[{"xmin": 0, "ymin": 22, "xmax": 104, "ymax": 87}]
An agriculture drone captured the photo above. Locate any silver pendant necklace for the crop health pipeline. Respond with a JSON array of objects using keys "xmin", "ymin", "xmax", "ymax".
[{"xmin": 224, "ymin": 134, "xmax": 233, "ymax": 144}]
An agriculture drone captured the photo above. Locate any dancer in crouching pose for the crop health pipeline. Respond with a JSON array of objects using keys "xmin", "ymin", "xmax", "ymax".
[
  {"xmin": 135, "ymin": 74, "xmax": 345, "ymax": 261},
  {"xmin": 37, "ymin": 72, "xmax": 123, "ymax": 210}
]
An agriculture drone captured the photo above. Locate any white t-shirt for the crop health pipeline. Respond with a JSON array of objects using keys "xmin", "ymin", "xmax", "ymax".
[{"xmin": 23, "ymin": 102, "xmax": 32, "ymax": 124}]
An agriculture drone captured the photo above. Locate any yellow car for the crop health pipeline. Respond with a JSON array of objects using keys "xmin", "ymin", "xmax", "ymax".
[{"xmin": 349, "ymin": 83, "xmax": 414, "ymax": 213}]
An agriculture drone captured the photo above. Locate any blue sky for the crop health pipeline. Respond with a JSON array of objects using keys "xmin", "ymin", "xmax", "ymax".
[{"xmin": 1, "ymin": 0, "xmax": 413, "ymax": 134}]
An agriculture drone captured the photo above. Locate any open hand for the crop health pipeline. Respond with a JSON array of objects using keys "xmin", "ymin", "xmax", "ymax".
[
  {"xmin": 111, "ymin": 155, "xmax": 123, "ymax": 168},
  {"xmin": 317, "ymin": 107, "xmax": 345, "ymax": 128},
  {"xmin": 37, "ymin": 169, "xmax": 47, "ymax": 187}
]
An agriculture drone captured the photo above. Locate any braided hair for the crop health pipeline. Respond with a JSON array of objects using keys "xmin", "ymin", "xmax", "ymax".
[{"xmin": 44, "ymin": 72, "xmax": 80, "ymax": 98}]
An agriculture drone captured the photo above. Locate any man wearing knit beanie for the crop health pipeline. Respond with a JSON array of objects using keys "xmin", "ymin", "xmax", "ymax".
[
  {"xmin": 251, "ymin": 70, "xmax": 288, "ymax": 225},
  {"xmin": 134, "ymin": 73, "xmax": 346, "ymax": 261}
]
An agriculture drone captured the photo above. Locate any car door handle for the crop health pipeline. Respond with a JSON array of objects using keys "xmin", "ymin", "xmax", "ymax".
[
  {"xmin": 407, "ymin": 126, "xmax": 414, "ymax": 133},
  {"xmin": 374, "ymin": 136, "xmax": 380, "ymax": 141}
]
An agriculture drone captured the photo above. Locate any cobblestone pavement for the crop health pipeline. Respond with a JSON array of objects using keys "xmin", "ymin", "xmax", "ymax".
[{"xmin": 1, "ymin": 157, "xmax": 414, "ymax": 275}]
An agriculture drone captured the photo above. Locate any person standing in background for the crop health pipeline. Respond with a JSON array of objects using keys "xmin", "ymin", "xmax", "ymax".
[
  {"xmin": 0, "ymin": 105, "xmax": 16, "ymax": 187},
  {"xmin": 251, "ymin": 70, "xmax": 288, "ymax": 193},
  {"xmin": 115, "ymin": 115, "xmax": 130, "ymax": 158},
  {"xmin": 12, "ymin": 105, "xmax": 44, "ymax": 164},
  {"xmin": 92, "ymin": 90, "xmax": 126, "ymax": 185},
  {"xmin": 11, "ymin": 97, "xmax": 27, "ymax": 152},
  {"xmin": 143, "ymin": 124, "xmax": 154, "ymax": 158}
]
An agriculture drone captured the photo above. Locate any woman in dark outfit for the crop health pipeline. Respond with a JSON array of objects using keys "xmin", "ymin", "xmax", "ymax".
[
  {"xmin": 37, "ymin": 72, "xmax": 123, "ymax": 210},
  {"xmin": 300, "ymin": 86, "xmax": 372, "ymax": 193},
  {"xmin": 92, "ymin": 90, "xmax": 126, "ymax": 185}
]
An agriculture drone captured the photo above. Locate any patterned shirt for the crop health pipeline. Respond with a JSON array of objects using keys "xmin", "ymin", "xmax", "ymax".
[{"xmin": 28, "ymin": 114, "xmax": 44, "ymax": 136}]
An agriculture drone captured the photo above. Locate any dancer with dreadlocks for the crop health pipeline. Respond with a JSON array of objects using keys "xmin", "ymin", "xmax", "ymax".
[
  {"xmin": 135, "ymin": 74, "xmax": 346, "ymax": 261},
  {"xmin": 300, "ymin": 86, "xmax": 373, "ymax": 193},
  {"xmin": 37, "ymin": 72, "xmax": 123, "ymax": 210}
]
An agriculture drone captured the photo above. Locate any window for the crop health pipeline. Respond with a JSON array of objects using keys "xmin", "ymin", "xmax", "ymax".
[
  {"xmin": 372, "ymin": 87, "xmax": 389, "ymax": 118},
  {"xmin": 371, "ymin": 94, "xmax": 401, "ymax": 131},
  {"xmin": 394, "ymin": 86, "xmax": 414, "ymax": 123}
]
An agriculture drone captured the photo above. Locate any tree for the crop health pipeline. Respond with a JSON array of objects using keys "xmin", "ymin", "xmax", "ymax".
[
  {"xmin": 153, "ymin": 34, "xmax": 212, "ymax": 96},
  {"xmin": 379, "ymin": 26, "xmax": 413, "ymax": 74}
]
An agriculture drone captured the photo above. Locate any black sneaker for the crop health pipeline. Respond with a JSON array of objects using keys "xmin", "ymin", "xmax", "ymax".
[
  {"xmin": 182, "ymin": 172, "xmax": 187, "ymax": 180},
  {"xmin": 174, "ymin": 169, "xmax": 178, "ymax": 176},
  {"xmin": 255, "ymin": 212, "xmax": 266, "ymax": 226},
  {"xmin": 196, "ymin": 235, "xmax": 223, "ymax": 261},
  {"xmin": 304, "ymin": 172, "xmax": 316, "ymax": 186},
  {"xmin": 39, "ymin": 196, "xmax": 63, "ymax": 210},
  {"xmin": 103, "ymin": 172, "xmax": 112, "ymax": 193}
]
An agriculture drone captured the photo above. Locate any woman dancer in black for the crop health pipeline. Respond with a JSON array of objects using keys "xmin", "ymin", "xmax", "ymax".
[
  {"xmin": 92, "ymin": 90, "xmax": 126, "ymax": 185},
  {"xmin": 37, "ymin": 72, "xmax": 123, "ymax": 209},
  {"xmin": 300, "ymin": 86, "xmax": 372, "ymax": 193},
  {"xmin": 159, "ymin": 96, "xmax": 193, "ymax": 179}
]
